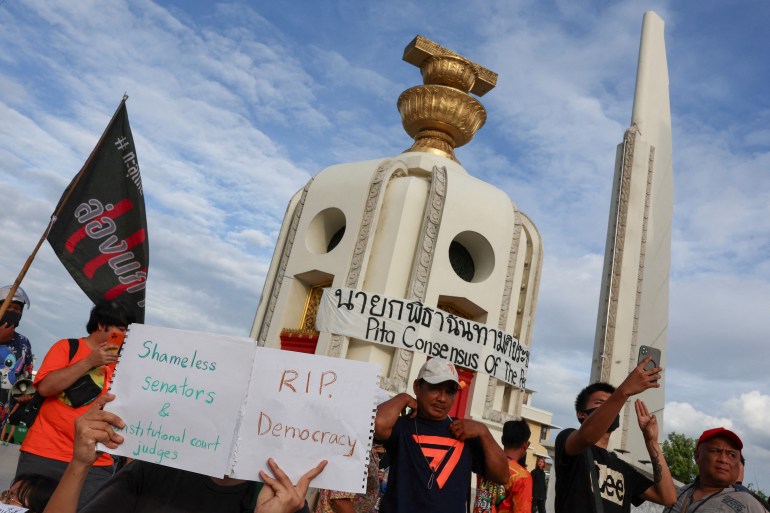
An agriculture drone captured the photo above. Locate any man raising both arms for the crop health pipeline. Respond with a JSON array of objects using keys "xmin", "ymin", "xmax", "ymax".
[
  {"xmin": 554, "ymin": 357, "xmax": 677, "ymax": 512},
  {"xmin": 375, "ymin": 358, "xmax": 508, "ymax": 513}
]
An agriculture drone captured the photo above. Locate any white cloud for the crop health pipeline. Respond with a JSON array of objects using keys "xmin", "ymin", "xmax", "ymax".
[
  {"xmin": 664, "ymin": 402, "xmax": 734, "ymax": 437},
  {"xmin": 664, "ymin": 394, "xmax": 770, "ymax": 491},
  {"xmin": 726, "ymin": 391, "xmax": 770, "ymax": 448}
]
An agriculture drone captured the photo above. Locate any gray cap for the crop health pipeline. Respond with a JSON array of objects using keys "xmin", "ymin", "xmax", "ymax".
[
  {"xmin": 1, "ymin": 285, "xmax": 30, "ymax": 310},
  {"xmin": 417, "ymin": 358, "xmax": 459, "ymax": 385}
]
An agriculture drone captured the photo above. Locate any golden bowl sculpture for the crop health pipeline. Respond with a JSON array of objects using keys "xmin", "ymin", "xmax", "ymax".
[
  {"xmin": 420, "ymin": 55, "xmax": 477, "ymax": 92},
  {"xmin": 398, "ymin": 84, "xmax": 487, "ymax": 148}
]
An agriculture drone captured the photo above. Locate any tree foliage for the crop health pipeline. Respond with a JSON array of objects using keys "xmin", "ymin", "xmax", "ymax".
[
  {"xmin": 662, "ymin": 432, "xmax": 698, "ymax": 484},
  {"xmin": 746, "ymin": 484, "xmax": 769, "ymax": 505}
]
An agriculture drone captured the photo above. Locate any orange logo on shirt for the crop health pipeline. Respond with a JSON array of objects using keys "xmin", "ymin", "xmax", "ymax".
[{"xmin": 412, "ymin": 434, "xmax": 465, "ymax": 488}]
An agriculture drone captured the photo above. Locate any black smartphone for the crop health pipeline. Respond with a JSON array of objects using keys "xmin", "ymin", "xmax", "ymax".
[
  {"xmin": 1, "ymin": 309, "xmax": 21, "ymax": 328},
  {"xmin": 637, "ymin": 345, "xmax": 662, "ymax": 371}
]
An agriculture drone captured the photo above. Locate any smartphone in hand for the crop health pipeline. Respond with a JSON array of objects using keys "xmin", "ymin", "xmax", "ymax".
[
  {"xmin": 107, "ymin": 331, "xmax": 126, "ymax": 354},
  {"xmin": 637, "ymin": 345, "xmax": 661, "ymax": 372}
]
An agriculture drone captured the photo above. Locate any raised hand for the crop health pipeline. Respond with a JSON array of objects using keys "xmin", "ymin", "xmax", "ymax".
[
  {"xmin": 449, "ymin": 418, "xmax": 486, "ymax": 441},
  {"xmin": 0, "ymin": 322, "xmax": 14, "ymax": 343},
  {"xmin": 256, "ymin": 458, "xmax": 327, "ymax": 513},
  {"xmin": 72, "ymin": 394, "xmax": 125, "ymax": 466},
  {"xmin": 618, "ymin": 356, "xmax": 662, "ymax": 398},
  {"xmin": 634, "ymin": 399, "xmax": 659, "ymax": 442},
  {"xmin": 86, "ymin": 343, "xmax": 119, "ymax": 368},
  {"xmin": 400, "ymin": 394, "xmax": 419, "ymax": 418}
]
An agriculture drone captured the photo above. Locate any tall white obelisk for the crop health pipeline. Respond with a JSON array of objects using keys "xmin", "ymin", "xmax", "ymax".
[{"xmin": 591, "ymin": 11, "xmax": 673, "ymax": 464}]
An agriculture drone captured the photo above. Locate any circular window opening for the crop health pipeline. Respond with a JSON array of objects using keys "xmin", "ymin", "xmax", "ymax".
[
  {"xmin": 449, "ymin": 241, "xmax": 475, "ymax": 282},
  {"xmin": 448, "ymin": 231, "xmax": 495, "ymax": 283},
  {"xmin": 306, "ymin": 208, "xmax": 347, "ymax": 254},
  {"xmin": 327, "ymin": 226, "xmax": 346, "ymax": 252}
]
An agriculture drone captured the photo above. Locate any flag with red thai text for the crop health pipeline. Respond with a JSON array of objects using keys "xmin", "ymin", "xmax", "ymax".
[{"xmin": 47, "ymin": 100, "xmax": 149, "ymax": 322}]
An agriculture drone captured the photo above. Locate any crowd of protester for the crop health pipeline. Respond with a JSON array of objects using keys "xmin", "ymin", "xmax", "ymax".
[{"xmin": 2, "ymin": 289, "xmax": 768, "ymax": 513}]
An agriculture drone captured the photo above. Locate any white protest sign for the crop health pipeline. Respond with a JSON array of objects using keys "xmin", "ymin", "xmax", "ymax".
[
  {"xmin": 101, "ymin": 323, "xmax": 380, "ymax": 493},
  {"xmin": 230, "ymin": 347, "xmax": 379, "ymax": 494},
  {"xmin": 316, "ymin": 287, "xmax": 529, "ymax": 388},
  {"xmin": 101, "ymin": 324, "xmax": 256, "ymax": 477}
]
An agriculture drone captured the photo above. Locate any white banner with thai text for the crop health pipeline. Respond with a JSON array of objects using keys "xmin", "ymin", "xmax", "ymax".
[{"xmin": 316, "ymin": 287, "xmax": 528, "ymax": 388}]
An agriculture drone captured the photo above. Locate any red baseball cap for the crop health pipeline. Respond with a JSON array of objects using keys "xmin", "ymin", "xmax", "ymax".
[{"xmin": 697, "ymin": 427, "xmax": 743, "ymax": 450}]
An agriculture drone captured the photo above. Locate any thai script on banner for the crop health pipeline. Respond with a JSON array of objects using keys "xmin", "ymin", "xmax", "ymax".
[{"xmin": 316, "ymin": 287, "xmax": 529, "ymax": 388}]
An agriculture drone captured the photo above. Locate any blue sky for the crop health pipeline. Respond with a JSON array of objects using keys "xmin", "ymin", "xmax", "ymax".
[{"xmin": 2, "ymin": 0, "xmax": 769, "ymax": 492}]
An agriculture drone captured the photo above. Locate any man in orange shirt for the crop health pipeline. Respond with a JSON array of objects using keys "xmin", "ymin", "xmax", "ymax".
[
  {"xmin": 474, "ymin": 420, "xmax": 533, "ymax": 513},
  {"xmin": 15, "ymin": 300, "xmax": 135, "ymax": 508}
]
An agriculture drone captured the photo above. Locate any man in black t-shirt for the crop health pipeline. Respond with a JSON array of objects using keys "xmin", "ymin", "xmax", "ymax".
[
  {"xmin": 374, "ymin": 358, "xmax": 508, "ymax": 513},
  {"xmin": 554, "ymin": 358, "xmax": 677, "ymax": 513}
]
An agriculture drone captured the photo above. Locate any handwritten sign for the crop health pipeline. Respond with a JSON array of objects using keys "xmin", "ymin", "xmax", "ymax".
[
  {"xmin": 101, "ymin": 324, "xmax": 256, "ymax": 477},
  {"xmin": 230, "ymin": 347, "xmax": 379, "ymax": 493},
  {"xmin": 101, "ymin": 324, "xmax": 380, "ymax": 493},
  {"xmin": 316, "ymin": 287, "xmax": 529, "ymax": 388}
]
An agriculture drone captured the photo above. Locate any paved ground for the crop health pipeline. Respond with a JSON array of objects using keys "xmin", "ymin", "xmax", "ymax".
[{"xmin": 0, "ymin": 442, "xmax": 20, "ymax": 487}]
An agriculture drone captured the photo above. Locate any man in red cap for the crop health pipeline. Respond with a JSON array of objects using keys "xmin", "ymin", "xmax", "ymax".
[{"xmin": 663, "ymin": 427, "xmax": 768, "ymax": 512}]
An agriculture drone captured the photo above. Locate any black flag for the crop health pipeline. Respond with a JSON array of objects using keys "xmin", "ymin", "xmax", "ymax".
[{"xmin": 47, "ymin": 99, "xmax": 149, "ymax": 322}]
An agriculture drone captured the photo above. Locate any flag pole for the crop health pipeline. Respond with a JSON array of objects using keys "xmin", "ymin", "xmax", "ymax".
[
  {"xmin": 0, "ymin": 219, "xmax": 56, "ymax": 319},
  {"xmin": 0, "ymin": 95, "xmax": 129, "ymax": 320}
]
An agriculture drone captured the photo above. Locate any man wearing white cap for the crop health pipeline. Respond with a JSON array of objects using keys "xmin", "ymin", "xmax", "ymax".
[
  {"xmin": 375, "ymin": 358, "xmax": 508, "ymax": 513},
  {"xmin": 663, "ymin": 427, "xmax": 768, "ymax": 513}
]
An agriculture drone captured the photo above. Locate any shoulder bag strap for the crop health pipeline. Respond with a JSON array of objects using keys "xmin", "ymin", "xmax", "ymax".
[
  {"xmin": 67, "ymin": 338, "xmax": 79, "ymax": 362},
  {"xmin": 584, "ymin": 448, "xmax": 604, "ymax": 513}
]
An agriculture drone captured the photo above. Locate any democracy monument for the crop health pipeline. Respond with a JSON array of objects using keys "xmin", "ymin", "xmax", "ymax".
[
  {"xmin": 250, "ymin": 10, "xmax": 673, "ymax": 484},
  {"xmin": 249, "ymin": 35, "xmax": 552, "ymax": 467}
]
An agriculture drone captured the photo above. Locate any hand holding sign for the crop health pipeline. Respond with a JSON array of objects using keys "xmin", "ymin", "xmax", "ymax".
[
  {"xmin": 231, "ymin": 347, "xmax": 379, "ymax": 493},
  {"xmin": 257, "ymin": 458, "xmax": 328, "ymax": 513},
  {"xmin": 101, "ymin": 325, "xmax": 256, "ymax": 475},
  {"xmin": 101, "ymin": 324, "xmax": 380, "ymax": 494},
  {"xmin": 74, "ymin": 394, "xmax": 125, "ymax": 467}
]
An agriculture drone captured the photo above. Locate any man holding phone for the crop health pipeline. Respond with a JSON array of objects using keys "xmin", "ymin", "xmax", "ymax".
[
  {"xmin": 15, "ymin": 299, "xmax": 135, "ymax": 507},
  {"xmin": 553, "ymin": 357, "xmax": 677, "ymax": 512},
  {"xmin": 1, "ymin": 285, "xmax": 34, "ymax": 435}
]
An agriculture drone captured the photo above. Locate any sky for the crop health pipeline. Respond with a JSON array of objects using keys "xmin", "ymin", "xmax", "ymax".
[{"xmin": 2, "ymin": 0, "xmax": 769, "ymax": 492}]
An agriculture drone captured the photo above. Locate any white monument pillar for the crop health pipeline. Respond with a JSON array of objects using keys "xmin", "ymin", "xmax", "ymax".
[{"xmin": 591, "ymin": 11, "xmax": 673, "ymax": 464}]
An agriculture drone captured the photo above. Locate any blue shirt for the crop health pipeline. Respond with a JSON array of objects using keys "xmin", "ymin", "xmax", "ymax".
[{"xmin": 1, "ymin": 331, "xmax": 33, "ymax": 413}]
